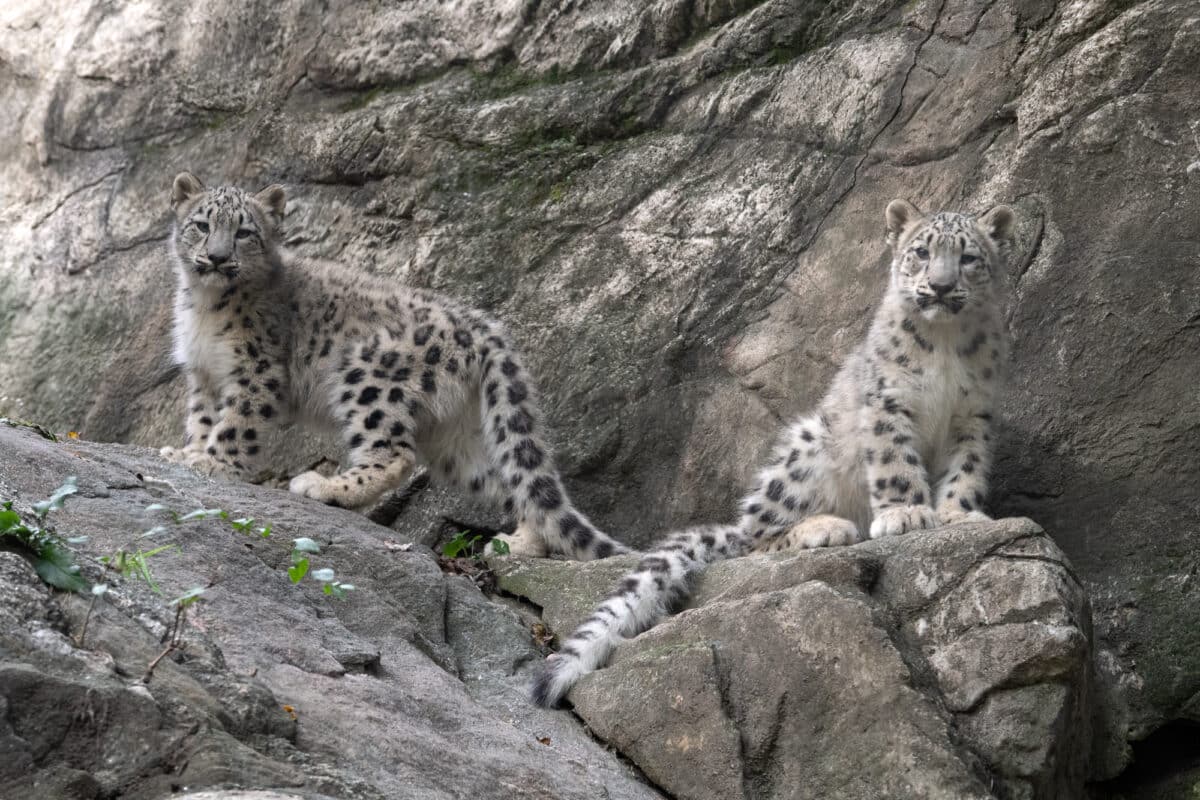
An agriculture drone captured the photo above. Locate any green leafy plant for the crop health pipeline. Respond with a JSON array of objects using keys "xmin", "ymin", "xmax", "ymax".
[
  {"xmin": 100, "ymin": 543, "xmax": 177, "ymax": 594},
  {"xmin": 149, "ymin": 504, "xmax": 353, "ymax": 598},
  {"xmin": 0, "ymin": 417, "xmax": 59, "ymax": 441},
  {"xmin": 32, "ymin": 478, "xmax": 80, "ymax": 518},
  {"xmin": 171, "ymin": 586, "xmax": 207, "ymax": 608},
  {"xmin": 442, "ymin": 531, "xmax": 481, "ymax": 558},
  {"xmin": 147, "ymin": 504, "xmax": 272, "ymax": 538},
  {"xmin": 231, "ymin": 517, "xmax": 272, "ymax": 538},
  {"xmin": 289, "ymin": 537, "xmax": 319, "ymax": 583},
  {"xmin": 95, "ymin": 505, "xmax": 250, "ymax": 595},
  {"xmin": 0, "ymin": 477, "xmax": 88, "ymax": 592},
  {"xmin": 442, "ymin": 530, "xmax": 508, "ymax": 558},
  {"xmin": 111, "ymin": 506, "xmax": 265, "ymax": 594},
  {"xmin": 288, "ymin": 537, "xmax": 354, "ymax": 598}
]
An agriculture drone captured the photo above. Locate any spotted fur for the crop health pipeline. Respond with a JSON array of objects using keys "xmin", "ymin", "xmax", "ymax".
[
  {"xmin": 160, "ymin": 172, "xmax": 627, "ymax": 561},
  {"xmin": 532, "ymin": 199, "xmax": 1016, "ymax": 706}
]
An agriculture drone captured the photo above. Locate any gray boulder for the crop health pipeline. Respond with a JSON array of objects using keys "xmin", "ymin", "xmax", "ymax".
[
  {"xmin": 0, "ymin": 424, "xmax": 661, "ymax": 800},
  {"xmin": 499, "ymin": 518, "xmax": 1093, "ymax": 799}
]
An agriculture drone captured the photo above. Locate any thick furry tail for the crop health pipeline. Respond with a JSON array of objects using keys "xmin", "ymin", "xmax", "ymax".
[
  {"xmin": 478, "ymin": 330, "xmax": 629, "ymax": 560},
  {"xmin": 532, "ymin": 524, "xmax": 747, "ymax": 707}
]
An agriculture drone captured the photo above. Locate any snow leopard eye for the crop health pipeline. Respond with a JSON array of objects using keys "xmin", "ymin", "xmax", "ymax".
[
  {"xmin": 235, "ymin": 228, "xmax": 254, "ymax": 240},
  {"xmin": 194, "ymin": 220, "xmax": 209, "ymax": 234},
  {"xmin": 960, "ymin": 253, "xmax": 979, "ymax": 266},
  {"xmin": 914, "ymin": 246, "xmax": 929, "ymax": 260}
]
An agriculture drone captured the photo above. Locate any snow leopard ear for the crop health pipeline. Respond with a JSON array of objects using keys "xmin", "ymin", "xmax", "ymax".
[
  {"xmin": 977, "ymin": 204, "xmax": 1016, "ymax": 245},
  {"xmin": 885, "ymin": 199, "xmax": 923, "ymax": 247},
  {"xmin": 171, "ymin": 172, "xmax": 205, "ymax": 210},
  {"xmin": 253, "ymin": 184, "xmax": 287, "ymax": 225}
]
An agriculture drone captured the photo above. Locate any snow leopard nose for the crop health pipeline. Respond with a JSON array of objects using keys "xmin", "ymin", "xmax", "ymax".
[
  {"xmin": 208, "ymin": 250, "xmax": 230, "ymax": 266},
  {"xmin": 929, "ymin": 280, "xmax": 956, "ymax": 296}
]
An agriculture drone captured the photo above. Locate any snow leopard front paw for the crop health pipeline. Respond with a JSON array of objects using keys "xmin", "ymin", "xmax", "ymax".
[
  {"xmin": 938, "ymin": 508, "xmax": 993, "ymax": 525},
  {"xmin": 765, "ymin": 515, "xmax": 861, "ymax": 551},
  {"xmin": 288, "ymin": 470, "xmax": 336, "ymax": 503},
  {"xmin": 485, "ymin": 522, "xmax": 548, "ymax": 558},
  {"xmin": 159, "ymin": 445, "xmax": 195, "ymax": 464},
  {"xmin": 869, "ymin": 505, "xmax": 941, "ymax": 539},
  {"xmin": 180, "ymin": 451, "xmax": 244, "ymax": 480}
]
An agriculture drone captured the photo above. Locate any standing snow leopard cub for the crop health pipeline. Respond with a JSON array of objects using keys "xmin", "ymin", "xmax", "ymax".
[
  {"xmin": 532, "ymin": 199, "xmax": 1016, "ymax": 706},
  {"xmin": 160, "ymin": 172, "xmax": 628, "ymax": 561}
]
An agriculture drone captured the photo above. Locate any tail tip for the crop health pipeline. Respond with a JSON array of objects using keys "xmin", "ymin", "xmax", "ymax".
[{"xmin": 531, "ymin": 666, "xmax": 562, "ymax": 708}]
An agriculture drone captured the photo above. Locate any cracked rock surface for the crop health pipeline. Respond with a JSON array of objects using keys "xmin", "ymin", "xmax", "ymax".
[
  {"xmin": 0, "ymin": 426, "xmax": 661, "ymax": 800},
  {"xmin": 499, "ymin": 517, "xmax": 1093, "ymax": 800},
  {"xmin": 2, "ymin": 0, "xmax": 1199, "ymax": 786}
]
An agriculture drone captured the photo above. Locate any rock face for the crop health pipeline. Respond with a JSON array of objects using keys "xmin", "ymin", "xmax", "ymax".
[
  {"xmin": 1, "ymin": 0, "xmax": 1198, "ymax": 785},
  {"xmin": 498, "ymin": 517, "xmax": 1093, "ymax": 800},
  {"xmin": 0, "ymin": 425, "xmax": 662, "ymax": 800},
  {"xmin": 0, "ymin": 424, "xmax": 1100, "ymax": 798}
]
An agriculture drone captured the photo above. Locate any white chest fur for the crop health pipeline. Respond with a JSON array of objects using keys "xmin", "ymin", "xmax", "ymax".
[
  {"xmin": 907, "ymin": 325, "xmax": 981, "ymax": 478},
  {"xmin": 172, "ymin": 287, "xmax": 236, "ymax": 392}
]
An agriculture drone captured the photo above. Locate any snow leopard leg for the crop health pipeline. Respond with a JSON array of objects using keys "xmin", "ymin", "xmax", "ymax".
[
  {"xmin": 475, "ymin": 332, "xmax": 629, "ymax": 561},
  {"xmin": 531, "ymin": 524, "xmax": 747, "ymax": 708},
  {"xmin": 741, "ymin": 414, "xmax": 862, "ymax": 552},
  {"xmin": 176, "ymin": 358, "xmax": 289, "ymax": 479},
  {"xmin": 161, "ymin": 372, "xmax": 220, "ymax": 463},
  {"xmin": 289, "ymin": 350, "xmax": 419, "ymax": 508},
  {"xmin": 934, "ymin": 411, "xmax": 994, "ymax": 524},
  {"xmin": 422, "ymin": 396, "xmax": 548, "ymax": 556},
  {"xmin": 862, "ymin": 381, "xmax": 940, "ymax": 538}
]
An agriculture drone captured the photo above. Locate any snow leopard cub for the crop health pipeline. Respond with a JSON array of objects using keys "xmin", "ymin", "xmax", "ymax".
[
  {"xmin": 160, "ymin": 172, "xmax": 628, "ymax": 561},
  {"xmin": 532, "ymin": 199, "xmax": 1016, "ymax": 705}
]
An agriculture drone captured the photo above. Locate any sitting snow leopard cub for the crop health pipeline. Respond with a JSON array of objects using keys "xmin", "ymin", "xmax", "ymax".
[
  {"xmin": 160, "ymin": 172, "xmax": 628, "ymax": 561},
  {"xmin": 532, "ymin": 198, "xmax": 1016, "ymax": 706}
]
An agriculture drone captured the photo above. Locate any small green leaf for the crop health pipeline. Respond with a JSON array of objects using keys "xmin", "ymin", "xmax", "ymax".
[
  {"xmin": 322, "ymin": 583, "xmax": 333, "ymax": 595},
  {"xmin": 287, "ymin": 558, "xmax": 309, "ymax": 584},
  {"xmin": 33, "ymin": 545, "xmax": 89, "ymax": 592},
  {"xmin": 134, "ymin": 560, "xmax": 160, "ymax": 594},
  {"xmin": 230, "ymin": 517, "xmax": 254, "ymax": 532},
  {"xmin": 178, "ymin": 508, "xmax": 226, "ymax": 522},
  {"xmin": 33, "ymin": 477, "xmax": 78, "ymax": 519},
  {"xmin": 256, "ymin": 525, "xmax": 272, "ymax": 538},
  {"xmin": 171, "ymin": 587, "xmax": 206, "ymax": 607},
  {"xmin": 442, "ymin": 531, "xmax": 481, "ymax": 558},
  {"xmin": 0, "ymin": 509, "xmax": 21, "ymax": 532},
  {"xmin": 292, "ymin": 537, "xmax": 321, "ymax": 554},
  {"xmin": 34, "ymin": 562, "xmax": 89, "ymax": 592},
  {"xmin": 489, "ymin": 538, "xmax": 510, "ymax": 556}
]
